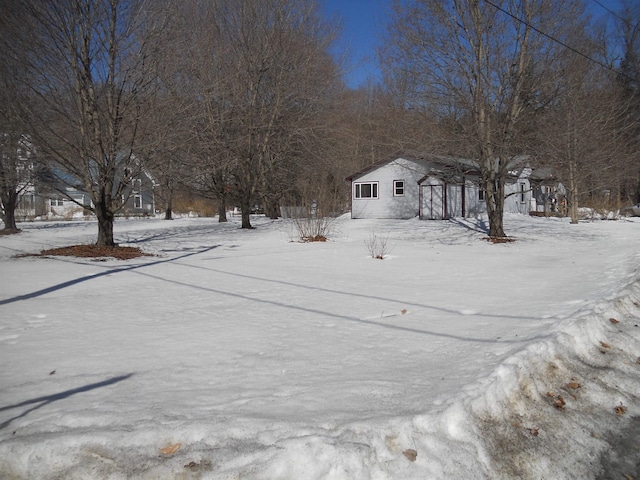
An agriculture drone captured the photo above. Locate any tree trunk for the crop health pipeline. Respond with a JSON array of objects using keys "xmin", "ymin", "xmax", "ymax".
[
  {"xmin": 1, "ymin": 189, "xmax": 19, "ymax": 232},
  {"xmin": 239, "ymin": 195, "xmax": 253, "ymax": 229},
  {"xmin": 95, "ymin": 201, "xmax": 116, "ymax": 246},
  {"xmin": 265, "ymin": 196, "xmax": 280, "ymax": 219},
  {"xmin": 218, "ymin": 196, "xmax": 227, "ymax": 222},
  {"xmin": 164, "ymin": 196, "xmax": 173, "ymax": 220},
  {"xmin": 486, "ymin": 172, "xmax": 506, "ymax": 238},
  {"xmin": 487, "ymin": 197, "xmax": 506, "ymax": 238}
]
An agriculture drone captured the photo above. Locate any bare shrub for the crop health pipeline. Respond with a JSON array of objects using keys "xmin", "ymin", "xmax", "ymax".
[
  {"xmin": 293, "ymin": 214, "xmax": 335, "ymax": 242},
  {"xmin": 365, "ymin": 231, "xmax": 391, "ymax": 259}
]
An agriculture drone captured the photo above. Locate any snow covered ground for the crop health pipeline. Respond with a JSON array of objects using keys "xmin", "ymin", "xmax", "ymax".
[{"xmin": 0, "ymin": 213, "xmax": 639, "ymax": 479}]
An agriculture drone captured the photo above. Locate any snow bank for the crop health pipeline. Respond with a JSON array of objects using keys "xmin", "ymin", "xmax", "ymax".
[{"xmin": 247, "ymin": 278, "xmax": 640, "ymax": 479}]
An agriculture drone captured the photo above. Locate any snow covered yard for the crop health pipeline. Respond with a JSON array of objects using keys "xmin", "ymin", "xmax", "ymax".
[{"xmin": 0, "ymin": 213, "xmax": 639, "ymax": 479}]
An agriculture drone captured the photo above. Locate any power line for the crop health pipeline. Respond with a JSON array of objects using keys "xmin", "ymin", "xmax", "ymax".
[
  {"xmin": 591, "ymin": 0, "xmax": 629, "ymax": 26},
  {"xmin": 483, "ymin": 0, "xmax": 619, "ymax": 77}
]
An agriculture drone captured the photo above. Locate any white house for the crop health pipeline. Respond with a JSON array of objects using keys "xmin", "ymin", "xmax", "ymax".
[{"xmin": 346, "ymin": 154, "xmax": 539, "ymax": 220}]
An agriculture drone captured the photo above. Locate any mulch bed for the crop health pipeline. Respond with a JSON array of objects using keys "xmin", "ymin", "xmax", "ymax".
[{"xmin": 18, "ymin": 245, "xmax": 152, "ymax": 260}]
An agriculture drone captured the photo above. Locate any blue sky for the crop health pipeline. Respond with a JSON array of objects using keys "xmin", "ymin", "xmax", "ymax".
[
  {"xmin": 323, "ymin": 0, "xmax": 391, "ymax": 89},
  {"xmin": 322, "ymin": 0, "xmax": 629, "ymax": 90}
]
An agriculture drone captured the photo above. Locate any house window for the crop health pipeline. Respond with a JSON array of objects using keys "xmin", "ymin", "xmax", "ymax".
[
  {"xmin": 394, "ymin": 180, "xmax": 405, "ymax": 196},
  {"xmin": 354, "ymin": 182, "xmax": 378, "ymax": 199},
  {"xmin": 479, "ymin": 188, "xmax": 486, "ymax": 201},
  {"xmin": 133, "ymin": 178, "xmax": 142, "ymax": 192},
  {"xmin": 520, "ymin": 183, "xmax": 526, "ymax": 203},
  {"xmin": 51, "ymin": 198, "xmax": 64, "ymax": 207},
  {"xmin": 133, "ymin": 194, "xmax": 143, "ymax": 209}
]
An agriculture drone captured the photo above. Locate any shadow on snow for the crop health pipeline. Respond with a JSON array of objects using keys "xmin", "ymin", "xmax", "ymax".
[{"xmin": 0, "ymin": 374, "xmax": 134, "ymax": 430}]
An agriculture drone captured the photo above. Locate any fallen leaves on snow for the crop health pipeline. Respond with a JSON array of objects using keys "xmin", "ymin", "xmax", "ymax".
[
  {"xmin": 403, "ymin": 449, "xmax": 417, "ymax": 462},
  {"xmin": 615, "ymin": 404, "xmax": 627, "ymax": 416},
  {"xmin": 159, "ymin": 443, "xmax": 181, "ymax": 455},
  {"xmin": 553, "ymin": 396, "xmax": 566, "ymax": 410},
  {"xmin": 546, "ymin": 392, "xmax": 566, "ymax": 410}
]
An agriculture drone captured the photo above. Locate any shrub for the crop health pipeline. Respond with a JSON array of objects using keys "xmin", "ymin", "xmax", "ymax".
[
  {"xmin": 293, "ymin": 214, "xmax": 335, "ymax": 242},
  {"xmin": 365, "ymin": 231, "xmax": 391, "ymax": 259}
]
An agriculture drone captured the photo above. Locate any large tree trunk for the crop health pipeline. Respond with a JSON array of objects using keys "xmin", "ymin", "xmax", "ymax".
[
  {"xmin": 488, "ymin": 201, "xmax": 506, "ymax": 238},
  {"xmin": 239, "ymin": 194, "xmax": 253, "ymax": 229},
  {"xmin": 218, "ymin": 196, "xmax": 227, "ymax": 222},
  {"xmin": 164, "ymin": 196, "xmax": 173, "ymax": 220},
  {"xmin": 95, "ymin": 201, "xmax": 116, "ymax": 247},
  {"xmin": 486, "ymin": 177, "xmax": 506, "ymax": 238},
  {"xmin": 1, "ymin": 189, "xmax": 19, "ymax": 232}
]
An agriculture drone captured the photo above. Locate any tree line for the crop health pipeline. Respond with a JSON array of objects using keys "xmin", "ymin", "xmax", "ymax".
[{"xmin": 1, "ymin": 0, "xmax": 638, "ymax": 244}]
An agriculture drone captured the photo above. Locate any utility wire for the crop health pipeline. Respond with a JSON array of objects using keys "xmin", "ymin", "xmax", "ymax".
[
  {"xmin": 482, "ymin": 0, "xmax": 622, "ymax": 77},
  {"xmin": 591, "ymin": 0, "xmax": 629, "ymax": 26}
]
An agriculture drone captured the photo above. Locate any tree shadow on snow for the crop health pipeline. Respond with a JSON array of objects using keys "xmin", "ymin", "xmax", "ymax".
[
  {"xmin": 449, "ymin": 217, "xmax": 489, "ymax": 234},
  {"xmin": 131, "ymin": 265, "xmax": 552, "ymax": 345},
  {"xmin": 0, "ymin": 373, "xmax": 134, "ymax": 430},
  {"xmin": 0, "ymin": 246, "xmax": 219, "ymax": 306}
]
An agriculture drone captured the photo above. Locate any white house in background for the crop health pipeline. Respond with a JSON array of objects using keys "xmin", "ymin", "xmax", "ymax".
[
  {"xmin": 16, "ymin": 184, "xmax": 93, "ymax": 220},
  {"xmin": 346, "ymin": 154, "xmax": 542, "ymax": 220}
]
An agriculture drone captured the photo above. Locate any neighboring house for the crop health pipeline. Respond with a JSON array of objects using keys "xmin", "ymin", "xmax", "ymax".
[
  {"xmin": 16, "ymin": 158, "xmax": 157, "ymax": 220},
  {"xmin": 346, "ymin": 154, "xmax": 557, "ymax": 220},
  {"xmin": 16, "ymin": 184, "xmax": 92, "ymax": 220},
  {"xmin": 528, "ymin": 168, "xmax": 567, "ymax": 214},
  {"xmin": 117, "ymin": 164, "xmax": 157, "ymax": 217}
]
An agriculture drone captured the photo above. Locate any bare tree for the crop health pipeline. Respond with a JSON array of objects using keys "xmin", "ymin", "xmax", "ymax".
[
  {"xmin": 615, "ymin": 2, "xmax": 640, "ymax": 205},
  {"xmin": 6, "ymin": 0, "xmax": 170, "ymax": 246},
  {"xmin": 171, "ymin": 0, "xmax": 340, "ymax": 229},
  {"xmin": 383, "ymin": 0, "xmax": 586, "ymax": 237},
  {"xmin": 0, "ymin": 2, "xmax": 34, "ymax": 232},
  {"xmin": 0, "ymin": 133, "xmax": 35, "ymax": 233},
  {"xmin": 540, "ymin": 1, "xmax": 640, "ymax": 220},
  {"xmin": 539, "ymin": 49, "xmax": 622, "ymax": 222}
]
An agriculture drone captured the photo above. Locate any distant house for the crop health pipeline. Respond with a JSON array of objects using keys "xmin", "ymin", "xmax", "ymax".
[
  {"xmin": 345, "ymin": 154, "xmax": 558, "ymax": 220},
  {"xmin": 16, "ymin": 184, "xmax": 92, "ymax": 220},
  {"xmin": 16, "ymin": 156, "xmax": 157, "ymax": 220},
  {"xmin": 117, "ymin": 163, "xmax": 157, "ymax": 217},
  {"xmin": 528, "ymin": 168, "xmax": 567, "ymax": 215}
]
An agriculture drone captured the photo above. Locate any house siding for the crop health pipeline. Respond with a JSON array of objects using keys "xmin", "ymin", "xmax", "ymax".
[
  {"xmin": 464, "ymin": 181, "xmax": 486, "ymax": 217},
  {"xmin": 504, "ymin": 178, "xmax": 531, "ymax": 215},
  {"xmin": 351, "ymin": 158, "xmax": 425, "ymax": 219}
]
